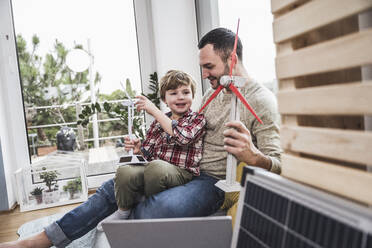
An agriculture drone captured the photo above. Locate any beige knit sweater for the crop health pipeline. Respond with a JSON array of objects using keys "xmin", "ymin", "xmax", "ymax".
[{"xmin": 199, "ymin": 80, "xmax": 281, "ymax": 178}]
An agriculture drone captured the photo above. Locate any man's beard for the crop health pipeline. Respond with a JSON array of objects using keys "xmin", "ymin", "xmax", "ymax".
[
  {"xmin": 216, "ymin": 64, "xmax": 231, "ymax": 87},
  {"xmin": 209, "ymin": 64, "xmax": 230, "ymax": 89}
]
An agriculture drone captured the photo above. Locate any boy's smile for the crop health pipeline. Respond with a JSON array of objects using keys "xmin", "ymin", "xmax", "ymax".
[{"xmin": 165, "ymin": 85, "xmax": 193, "ymax": 119}]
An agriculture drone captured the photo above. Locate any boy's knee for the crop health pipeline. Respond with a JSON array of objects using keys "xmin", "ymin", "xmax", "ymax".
[
  {"xmin": 145, "ymin": 161, "xmax": 168, "ymax": 176},
  {"xmin": 144, "ymin": 161, "xmax": 172, "ymax": 196},
  {"xmin": 115, "ymin": 166, "xmax": 143, "ymax": 188},
  {"xmin": 144, "ymin": 161, "xmax": 172, "ymax": 184}
]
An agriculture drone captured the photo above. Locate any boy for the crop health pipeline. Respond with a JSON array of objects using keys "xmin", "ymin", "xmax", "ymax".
[{"xmin": 98, "ymin": 70, "xmax": 206, "ymax": 229}]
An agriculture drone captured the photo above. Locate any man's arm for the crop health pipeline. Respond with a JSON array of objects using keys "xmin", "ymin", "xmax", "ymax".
[{"xmin": 223, "ymin": 121, "xmax": 272, "ymax": 171}]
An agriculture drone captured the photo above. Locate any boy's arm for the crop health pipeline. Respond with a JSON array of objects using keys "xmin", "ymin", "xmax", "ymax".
[
  {"xmin": 136, "ymin": 95, "xmax": 173, "ymax": 135},
  {"xmin": 140, "ymin": 120, "xmax": 159, "ymax": 161},
  {"xmin": 149, "ymin": 108, "xmax": 173, "ymax": 135},
  {"xmin": 172, "ymin": 113, "xmax": 206, "ymax": 145}
]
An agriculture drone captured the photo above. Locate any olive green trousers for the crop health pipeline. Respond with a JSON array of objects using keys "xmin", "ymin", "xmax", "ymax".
[{"xmin": 114, "ymin": 160, "xmax": 193, "ymax": 209}]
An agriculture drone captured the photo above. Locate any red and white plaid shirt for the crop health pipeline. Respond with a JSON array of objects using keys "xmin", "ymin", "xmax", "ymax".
[{"xmin": 141, "ymin": 109, "xmax": 206, "ymax": 176}]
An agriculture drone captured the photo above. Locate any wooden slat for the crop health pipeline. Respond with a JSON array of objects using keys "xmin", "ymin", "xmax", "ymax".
[
  {"xmin": 273, "ymin": 0, "xmax": 372, "ymax": 43},
  {"xmin": 276, "ymin": 28, "xmax": 372, "ymax": 79},
  {"xmin": 278, "ymin": 82, "xmax": 372, "ymax": 115},
  {"xmin": 271, "ymin": 0, "xmax": 304, "ymax": 14},
  {"xmin": 282, "ymin": 154, "xmax": 372, "ymax": 205},
  {"xmin": 281, "ymin": 125, "xmax": 372, "ymax": 165}
]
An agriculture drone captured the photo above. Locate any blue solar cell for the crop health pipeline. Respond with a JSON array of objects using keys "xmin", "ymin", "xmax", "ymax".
[
  {"xmin": 366, "ymin": 234, "xmax": 372, "ymax": 248},
  {"xmin": 237, "ymin": 229, "xmax": 266, "ymax": 248},
  {"xmin": 236, "ymin": 173, "xmax": 368, "ymax": 248},
  {"xmin": 284, "ymin": 232, "xmax": 316, "ymax": 248},
  {"xmin": 245, "ymin": 181, "xmax": 289, "ymax": 224}
]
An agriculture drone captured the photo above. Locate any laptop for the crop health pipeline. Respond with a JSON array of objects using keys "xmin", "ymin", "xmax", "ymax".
[{"xmin": 102, "ymin": 216, "xmax": 232, "ymax": 248}]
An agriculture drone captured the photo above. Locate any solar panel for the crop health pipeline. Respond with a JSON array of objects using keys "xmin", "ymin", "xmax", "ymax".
[{"xmin": 231, "ymin": 167, "xmax": 372, "ymax": 248}]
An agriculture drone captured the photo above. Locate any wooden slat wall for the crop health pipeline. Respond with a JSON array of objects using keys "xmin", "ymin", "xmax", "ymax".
[
  {"xmin": 276, "ymin": 29, "xmax": 372, "ymax": 79},
  {"xmin": 282, "ymin": 154, "xmax": 372, "ymax": 205},
  {"xmin": 271, "ymin": 0, "xmax": 307, "ymax": 15},
  {"xmin": 272, "ymin": 0, "xmax": 372, "ymax": 205},
  {"xmin": 273, "ymin": 0, "xmax": 372, "ymax": 42},
  {"xmin": 281, "ymin": 126, "xmax": 372, "ymax": 165},
  {"xmin": 278, "ymin": 82, "xmax": 372, "ymax": 115}
]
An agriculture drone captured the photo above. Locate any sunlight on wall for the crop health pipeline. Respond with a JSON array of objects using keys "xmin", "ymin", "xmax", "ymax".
[{"xmin": 218, "ymin": 1, "xmax": 276, "ymax": 85}]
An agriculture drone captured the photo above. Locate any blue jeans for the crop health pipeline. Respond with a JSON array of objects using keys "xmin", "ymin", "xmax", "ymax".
[{"xmin": 45, "ymin": 173, "xmax": 225, "ymax": 247}]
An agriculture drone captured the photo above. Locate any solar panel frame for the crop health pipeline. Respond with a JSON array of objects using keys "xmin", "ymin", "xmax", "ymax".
[{"xmin": 231, "ymin": 167, "xmax": 372, "ymax": 248}]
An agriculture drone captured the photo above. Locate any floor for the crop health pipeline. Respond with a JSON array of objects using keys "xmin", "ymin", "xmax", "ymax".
[
  {"xmin": 0, "ymin": 203, "xmax": 80, "ymax": 243},
  {"xmin": 0, "ymin": 148, "xmax": 120, "ymax": 243}
]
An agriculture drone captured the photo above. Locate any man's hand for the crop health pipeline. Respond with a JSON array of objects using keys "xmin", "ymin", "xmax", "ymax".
[
  {"xmin": 223, "ymin": 121, "xmax": 271, "ymax": 171},
  {"xmin": 135, "ymin": 95, "xmax": 159, "ymax": 116},
  {"xmin": 124, "ymin": 136, "xmax": 141, "ymax": 154}
]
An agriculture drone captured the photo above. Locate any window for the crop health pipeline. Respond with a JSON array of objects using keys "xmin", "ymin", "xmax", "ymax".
[{"xmin": 12, "ymin": 0, "xmax": 142, "ymax": 184}]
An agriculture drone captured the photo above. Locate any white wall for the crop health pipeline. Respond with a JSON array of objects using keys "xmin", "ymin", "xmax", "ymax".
[
  {"xmin": 149, "ymin": 0, "xmax": 202, "ymax": 111},
  {"xmin": 0, "ymin": 0, "xmax": 30, "ymax": 210},
  {"xmin": 195, "ymin": 0, "xmax": 220, "ymax": 93}
]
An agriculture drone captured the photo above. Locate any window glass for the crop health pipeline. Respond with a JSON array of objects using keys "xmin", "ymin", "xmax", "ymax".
[{"xmin": 12, "ymin": 0, "xmax": 141, "ymax": 179}]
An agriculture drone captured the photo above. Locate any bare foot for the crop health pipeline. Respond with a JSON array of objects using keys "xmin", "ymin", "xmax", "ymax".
[
  {"xmin": 0, "ymin": 240, "xmax": 26, "ymax": 248},
  {"xmin": 0, "ymin": 231, "xmax": 52, "ymax": 248}
]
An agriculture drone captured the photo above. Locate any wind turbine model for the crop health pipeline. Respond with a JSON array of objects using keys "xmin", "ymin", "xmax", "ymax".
[
  {"xmin": 199, "ymin": 19, "xmax": 263, "ymax": 192},
  {"xmin": 117, "ymin": 82, "xmax": 147, "ymax": 166}
]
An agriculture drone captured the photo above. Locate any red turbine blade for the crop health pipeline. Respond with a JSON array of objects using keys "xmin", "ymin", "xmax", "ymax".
[
  {"xmin": 229, "ymin": 18, "xmax": 240, "ymax": 77},
  {"xmin": 229, "ymin": 84, "xmax": 263, "ymax": 124},
  {"xmin": 198, "ymin": 85, "xmax": 224, "ymax": 114}
]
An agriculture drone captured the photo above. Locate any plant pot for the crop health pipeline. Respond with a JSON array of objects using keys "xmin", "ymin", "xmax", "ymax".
[
  {"xmin": 68, "ymin": 191, "xmax": 82, "ymax": 200},
  {"xmin": 68, "ymin": 191, "xmax": 75, "ymax": 200},
  {"xmin": 42, "ymin": 190, "xmax": 60, "ymax": 204},
  {"xmin": 35, "ymin": 195, "xmax": 43, "ymax": 204}
]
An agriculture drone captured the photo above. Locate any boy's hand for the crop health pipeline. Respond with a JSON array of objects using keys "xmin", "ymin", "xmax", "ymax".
[
  {"xmin": 124, "ymin": 136, "xmax": 141, "ymax": 154},
  {"xmin": 135, "ymin": 95, "xmax": 158, "ymax": 116}
]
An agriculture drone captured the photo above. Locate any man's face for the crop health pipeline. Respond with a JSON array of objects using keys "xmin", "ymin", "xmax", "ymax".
[{"xmin": 199, "ymin": 44, "xmax": 230, "ymax": 89}]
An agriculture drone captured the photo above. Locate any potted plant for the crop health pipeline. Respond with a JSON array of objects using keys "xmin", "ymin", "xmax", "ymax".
[
  {"xmin": 63, "ymin": 178, "xmax": 82, "ymax": 199},
  {"xmin": 30, "ymin": 187, "xmax": 43, "ymax": 204},
  {"xmin": 40, "ymin": 168, "xmax": 60, "ymax": 204}
]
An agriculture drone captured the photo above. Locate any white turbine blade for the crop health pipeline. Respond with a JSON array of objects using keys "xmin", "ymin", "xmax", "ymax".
[{"xmin": 120, "ymin": 81, "xmax": 132, "ymax": 101}]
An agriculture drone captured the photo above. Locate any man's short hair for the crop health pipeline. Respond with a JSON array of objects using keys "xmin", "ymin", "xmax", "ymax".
[
  {"xmin": 159, "ymin": 70, "xmax": 196, "ymax": 101},
  {"xmin": 198, "ymin": 27, "xmax": 243, "ymax": 63}
]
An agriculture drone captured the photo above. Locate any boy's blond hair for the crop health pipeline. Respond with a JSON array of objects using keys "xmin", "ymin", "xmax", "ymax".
[{"xmin": 159, "ymin": 70, "xmax": 196, "ymax": 101}]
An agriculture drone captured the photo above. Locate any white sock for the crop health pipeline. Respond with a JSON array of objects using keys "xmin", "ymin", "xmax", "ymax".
[
  {"xmin": 97, "ymin": 209, "xmax": 131, "ymax": 232},
  {"xmin": 116, "ymin": 209, "xmax": 131, "ymax": 219}
]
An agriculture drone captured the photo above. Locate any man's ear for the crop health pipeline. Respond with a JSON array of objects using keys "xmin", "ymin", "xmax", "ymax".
[{"xmin": 226, "ymin": 52, "xmax": 233, "ymax": 67}]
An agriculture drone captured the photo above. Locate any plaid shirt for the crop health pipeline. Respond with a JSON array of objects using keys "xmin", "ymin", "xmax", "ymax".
[{"xmin": 141, "ymin": 109, "xmax": 206, "ymax": 176}]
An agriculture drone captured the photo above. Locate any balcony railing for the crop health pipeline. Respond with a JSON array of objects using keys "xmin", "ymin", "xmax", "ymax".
[{"xmin": 26, "ymin": 99, "xmax": 129, "ymax": 151}]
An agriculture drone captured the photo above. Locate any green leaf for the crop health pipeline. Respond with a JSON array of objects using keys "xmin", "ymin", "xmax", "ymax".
[
  {"xmin": 103, "ymin": 102, "xmax": 111, "ymax": 112},
  {"xmin": 85, "ymin": 106, "xmax": 92, "ymax": 114},
  {"xmin": 82, "ymin": 119, "xmax": 89, "ymax": 126},
  {"xmin": 114, "ymin": 105, "xmax": 121, "ymax": 114},
  {"xmin": 95, "ymin": 102, "xmax": 101, "ymax": 112}
]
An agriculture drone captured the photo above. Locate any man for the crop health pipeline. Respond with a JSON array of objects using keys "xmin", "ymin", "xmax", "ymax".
[{"xmin": 1, "ymin": 27, "xmax": 281, "ymax": 248}]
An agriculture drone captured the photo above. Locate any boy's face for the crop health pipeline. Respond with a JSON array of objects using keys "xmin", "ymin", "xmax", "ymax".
[
  {"xmin": 199, "ymin": 44, "xmax": 230, "ymax": 89},
  {"xmin": 164, "ymin": 84, "xmax": 193, "ymax": 118}
]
